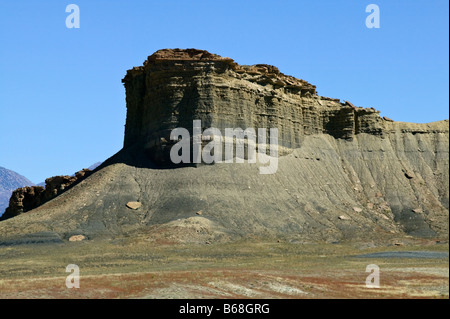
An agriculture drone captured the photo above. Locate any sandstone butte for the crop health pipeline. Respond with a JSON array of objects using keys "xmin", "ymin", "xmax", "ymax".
[{"xmin": 0, "ymin": 49, "xmax": 448, "ymax": 244}]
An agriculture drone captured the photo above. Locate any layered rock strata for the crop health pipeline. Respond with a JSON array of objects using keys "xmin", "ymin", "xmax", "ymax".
[{"xmin": 122, "ymin": 49, "xmax": 399, "ymax": 164}]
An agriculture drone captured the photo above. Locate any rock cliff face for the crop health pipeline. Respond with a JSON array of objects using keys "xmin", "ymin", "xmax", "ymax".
[
  {"xmin": 122, "ymin": 49, "xmax": 401, "ymax": 163},
  {"xmin": 0, "ymin": 49, "xmax": 448, "ymax": 243}
]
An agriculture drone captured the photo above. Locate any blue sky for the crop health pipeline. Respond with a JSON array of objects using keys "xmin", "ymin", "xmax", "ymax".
[{"xmin": 0, "ymin": 0, "xmax": 448, "ymax": 183}]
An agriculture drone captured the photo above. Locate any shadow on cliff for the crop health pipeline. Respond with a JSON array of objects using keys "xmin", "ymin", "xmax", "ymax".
[{"xmin": 97, "ymin": 144, "xmax": 197, "ymax": 172}]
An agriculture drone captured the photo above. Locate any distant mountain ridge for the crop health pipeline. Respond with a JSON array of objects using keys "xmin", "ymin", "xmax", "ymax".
[
  {"xmin": 87, "ymin": 162, "xmax": 103, "ymax": 171},
  {"xmin": 0, "ymin": 167, "xmax": 35, "ymax": 216}
]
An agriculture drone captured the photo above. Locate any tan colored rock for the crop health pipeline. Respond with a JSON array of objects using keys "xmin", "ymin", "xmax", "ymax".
[
  {"xmin": 338, "ymin": 215, "xmax": 350, "ymax": 220},
  {"xmin": 353, "ymin": 207, "xmax": 363, "ymax": 213},
  {"xmin": 412, "ymin": 208, "xmax": 423, "ymax": 214},
  {"xmin": 69, "ymin": 235, "xmax": 86, "ymax": 242},
  {"xmin": 126, "ymin": 201, "xmax": 142, "ymax": 210}
]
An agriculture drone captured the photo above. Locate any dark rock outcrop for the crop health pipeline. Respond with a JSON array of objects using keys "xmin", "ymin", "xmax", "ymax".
[
  {"xmin": 0, "ymin": 186, "xmax": 45, "ymax": 220},
  {"xmin": 0, "ymin": 169, "xmax": 92, "ymax": 220},
  {"xmin": 0, "ymin": 167, "xmax": 34, "ymax": 217}
]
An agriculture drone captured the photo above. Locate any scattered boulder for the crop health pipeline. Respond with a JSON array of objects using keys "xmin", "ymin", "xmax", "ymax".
[
  {"xmin": 69, "ymin": 235, "xmax": 86, "ymax": 242},
  {"xmin": 126, "ymin": 201, "xmax": 142, "ymax": 210},
  {"xmin": 353, "ymin": 207, "xmax": 363, "ymax": 213},
  {"xmin": 383, "ymin": 116, "xmax": 394, "ymax": 122},
  {"xmin": 338, "ymin": 215, "xmax": 350, "ymax": 220},
  {"xmin": 412, "ymin": 208, "xmax": 423, "ymax": 214}
]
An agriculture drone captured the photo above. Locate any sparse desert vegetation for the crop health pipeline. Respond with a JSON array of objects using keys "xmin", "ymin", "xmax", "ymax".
[{"xmin": 0, "ymin": 238, "xmax": 447, "ymax": 299}]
